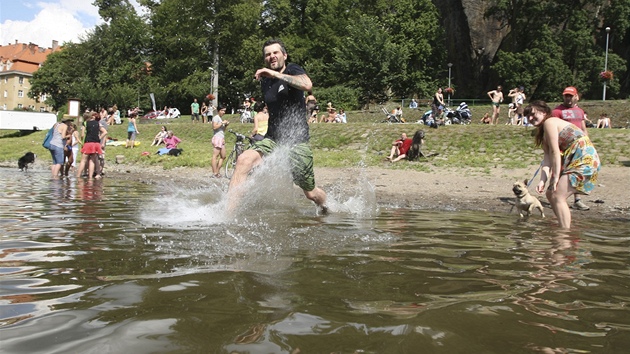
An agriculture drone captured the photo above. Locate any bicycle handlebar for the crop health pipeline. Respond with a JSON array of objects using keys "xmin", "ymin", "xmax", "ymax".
[{"xmin": 228, "ymin": 129, "xmax": 250, "ymax": 143}]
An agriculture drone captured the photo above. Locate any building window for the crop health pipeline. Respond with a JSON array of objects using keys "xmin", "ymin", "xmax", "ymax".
[
  {"xmin": 18, "ymin": 77, "xmax": 24, "ymax": 84},
  {"xmin": 40, "ymin": 107, "xmax": 46, "ymax": 112},
  {"xmin": 17, "ymin": 104, "xmax": 23, "ymax": 109},
  {"xmin": 3, "ymin": 90, "xmax": 6, "ymax": 98},
  {"xmin": 18, "ymin": 90, "xmax": 24, "ymax": 97}
]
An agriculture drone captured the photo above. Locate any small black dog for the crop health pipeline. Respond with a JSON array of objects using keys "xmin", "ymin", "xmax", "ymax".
[{"xmin": 18, "ymin": 152, "xmax": 36, "ymax": 171}]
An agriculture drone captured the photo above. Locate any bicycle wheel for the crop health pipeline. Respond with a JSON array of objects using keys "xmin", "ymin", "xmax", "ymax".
[{"xmin": 224, "ymin": 150, "xmax": 238, "ymax": 179}]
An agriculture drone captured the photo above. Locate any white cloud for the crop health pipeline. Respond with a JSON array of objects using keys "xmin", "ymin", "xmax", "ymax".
[
  {"xmin": 0, "ymin": 1, "xmax": 99, "ymax": 47},
  {"xmin": 1, "ymin": 0, "xmax": 145, "ymax": 48}
]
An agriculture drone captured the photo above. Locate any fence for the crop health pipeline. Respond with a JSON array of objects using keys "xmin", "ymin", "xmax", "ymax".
[{"xmin": 399, "ymin": 98, "xmax": 493, "ymax": 109}]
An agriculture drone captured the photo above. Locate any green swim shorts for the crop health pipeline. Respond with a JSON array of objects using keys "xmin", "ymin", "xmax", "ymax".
[{"xmin": 250, "ymin": 138, "xmax": 316, "ymax": 192}]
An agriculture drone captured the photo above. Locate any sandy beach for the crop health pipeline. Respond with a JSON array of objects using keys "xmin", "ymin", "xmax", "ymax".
[{"xmin": 102, "ymin": 163, "xmax": 630, "ymax": 222}]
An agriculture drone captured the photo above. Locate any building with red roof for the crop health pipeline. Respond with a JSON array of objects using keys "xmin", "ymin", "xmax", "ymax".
[{"xmin": 0, "ymin": 40, "xmax": 61, "ymax": 112}]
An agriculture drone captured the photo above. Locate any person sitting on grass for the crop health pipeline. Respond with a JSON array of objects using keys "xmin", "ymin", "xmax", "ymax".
[
  {"xmin": 308, "ymin": 107, "xmax": 319, "ymax": 124},
  {"xmin": 157, "ymin": 130, "xmax": 181, "ymax": 155},
  {"xmin": 480, "ymin": 113, "xmax": 492, "ymax": 124},
  {"xmin": 394, "ymin": 106, "xmax": 403, "ymax": 121},
  {"xmin": 597, "ymin": 113, "xmax": 611, "ymax": 128},
  {"xmin": 151, "ymin": 125, "xmax": 168, "ymax": 146},
  {"xmin": 386, "ymin": 132, "xmax": 413, "ymax": 162},
  {"xmin": 320, "ymin": 107, "xmax": 337, "ymax": 123},
  {"xmin": 338, "ymin": 108, "xmax": 347, "ymax": 123}
]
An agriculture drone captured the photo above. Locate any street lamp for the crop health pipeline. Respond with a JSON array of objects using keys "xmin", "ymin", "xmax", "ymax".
[
  {"xmin": 209, "ymin": 66, "xmax": 218, "ymax": 107},
  {"xmin": 447, "ymin": 63, "xmax": 453, "ymax": 107},
  {"xmin": 603, "ymin": 27, "xmax": 611, "ymax": 101},
  {"xmin": 209, "ymin": 66, "xmax": 215, "ymax": 98}
]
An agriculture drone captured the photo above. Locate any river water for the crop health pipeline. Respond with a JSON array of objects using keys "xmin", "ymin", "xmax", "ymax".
[{"xmin": 1, "ymin": 167, "xmax": 629, "ymax": 353}]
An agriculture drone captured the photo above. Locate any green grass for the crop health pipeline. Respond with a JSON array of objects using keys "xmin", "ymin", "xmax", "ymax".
[{"xmin": 2, "ymin": 100, "xmax": 629, "ymax": 173}]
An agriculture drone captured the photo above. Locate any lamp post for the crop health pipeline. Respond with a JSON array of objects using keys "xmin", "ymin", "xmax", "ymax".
[
  {"xmin": 209, "ymin": 66, "xmax": 215, "ymax": 100},
  {"xmin": 447, "ymin": 63, "xmax": 453, "ymax": 107},
  {"xmin": 603, "ymin": 27, "xmax": 611, "ymax": 101}
]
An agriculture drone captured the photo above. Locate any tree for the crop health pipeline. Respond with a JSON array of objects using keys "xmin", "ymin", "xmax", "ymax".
[
  {"xmin": 333, "ymin": 15, "xmax": 409, "ymax": 105},
  {"xmin": 362, "ymin": 0, "xmax": 443, "ymax": 98},
  {"xmin": 30, "ymin": 0, "xmax": 628, "ymax": 109},
  {"xmin": 93, "ymin": 0, "xmax": 136, "ymax": 22},
  {"xmin": 30, "ymin": 3, "xmax": 151, "ymax": 111},
  {"xmin": 29, "ymin": 43, "xmax": 83, "ymax": 110},
  {"xmin": 487, "ymin": 0, "xmax": 628, "ymax": 99}
]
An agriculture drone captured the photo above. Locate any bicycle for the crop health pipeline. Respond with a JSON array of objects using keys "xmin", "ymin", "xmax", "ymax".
[{"xmin": 224, "ymin": 130, "xmax": 253, "ymax": 179}]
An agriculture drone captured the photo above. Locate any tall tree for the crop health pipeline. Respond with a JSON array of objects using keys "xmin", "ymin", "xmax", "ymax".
[
  {"xmin": 30, "ymin": 1, "xmax": 151, "ymax": 110},
  {"xmin": 488, "ymin": 0, "xmax": 628, "ymax": 99},
  {"xmin": 29, "ymin": 43, "xmax": 84, "ymax": 110},
  {"xmin": 333, "ymin": 15, "xmax": 409, "ymax": 105}
]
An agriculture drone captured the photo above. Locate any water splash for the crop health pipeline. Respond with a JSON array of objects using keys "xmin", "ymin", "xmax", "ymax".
[
  {"xmin": 140, "ymin": 144, "xmax": 379, "ymax": 227},
  {"xmin": 139, "ymin": 183, "xmax": 229, "ymax": 227}
]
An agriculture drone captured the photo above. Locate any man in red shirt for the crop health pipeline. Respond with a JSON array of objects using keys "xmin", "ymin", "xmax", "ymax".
[
  {"xmin": 551, "ymin": 86, "xmax": 590, "ymax": 211},
  {"xmin": 386, "ymin": 133, "xmax": 413, "ymax": 162},
  {"xmin": 552, "ymin": 86, "xmax": 588, "ymax": 132}
]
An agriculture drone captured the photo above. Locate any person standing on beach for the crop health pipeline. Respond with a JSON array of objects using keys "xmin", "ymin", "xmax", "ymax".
[
  {"xmin": 507, "ymin": 87, "xmax": 525, "ymax": 125},
  {"xmin": 126, "ymin": 112, "xmax": 139, "ymax": 148},
  {"xmin": 211, "ymin": 105, "xmax": 229, "ymax": 178},
  {"xmin": 200, "ymin": 102, "xmax": 208, "ymax": 123},
  {"xmin": 487, "ymin": 85, "xmax": 503, "ymax": 125},
  {"xmin": 432, "ymin": 88, "xmax": 445, "ymax": 119},
  {"xmin": 551, "ymin": 86, "xmax": 590, "ymax": 211},
  {"xmin": 227, "ymin": 39, "xmax": 327, "ymax": 213},
  {"xmin": 191, "ymin": 98, "xmax": 200, "ymax": 123}
]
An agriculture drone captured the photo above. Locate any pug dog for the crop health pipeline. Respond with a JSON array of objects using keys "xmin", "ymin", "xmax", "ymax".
[{"xmin": 512, "ymin": 179, "xmax": 545, "ymax": 218}]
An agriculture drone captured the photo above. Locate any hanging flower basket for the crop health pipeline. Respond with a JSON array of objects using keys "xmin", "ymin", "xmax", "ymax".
[
  {"xmin": 599, "ymin": 70, "xmax": 614, "ymax": 80},
  {"xmin": 444, "ymin": 87, "xmax": 455, "ymax": 95}
]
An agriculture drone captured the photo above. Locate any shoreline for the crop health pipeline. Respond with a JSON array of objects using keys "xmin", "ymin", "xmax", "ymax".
[
  {"xmin": 100, "ymin": 163, "xmax": 629, "ymax": 223},
  {"xmin": 4, "ymin": 160, "xmax": 628, "ymax": 222}
]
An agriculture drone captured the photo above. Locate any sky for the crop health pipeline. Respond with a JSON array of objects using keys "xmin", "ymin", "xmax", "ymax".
[{"xmin": 0, "ymin": 0, "xmax": 142, "ymax": 48}]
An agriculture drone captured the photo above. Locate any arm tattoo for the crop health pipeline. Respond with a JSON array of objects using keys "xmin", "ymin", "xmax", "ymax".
[{"xmin": 280, "ymin": 73, "xmax": 310, "ymax": 91}]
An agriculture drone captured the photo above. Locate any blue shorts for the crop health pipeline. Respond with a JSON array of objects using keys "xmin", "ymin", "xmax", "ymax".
[{"xmin": 50, "ymin": 145, "xmax": 64, "ymax": 165}]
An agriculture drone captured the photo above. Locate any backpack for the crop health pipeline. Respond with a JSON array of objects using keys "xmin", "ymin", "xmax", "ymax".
[{"xmin": 42, "ymin": 123, "xmax": 56, "ymax": 150}]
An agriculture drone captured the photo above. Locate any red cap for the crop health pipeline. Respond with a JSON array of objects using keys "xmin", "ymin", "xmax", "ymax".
[{"xmin": 563, "ymin": 86, "xmax": 578, "ymax": 96}]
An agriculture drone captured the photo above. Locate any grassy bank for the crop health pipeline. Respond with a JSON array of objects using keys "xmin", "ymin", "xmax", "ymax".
[{"xmin": 1, "ymin": 101, "xmax": 628, "ymax": 173}]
